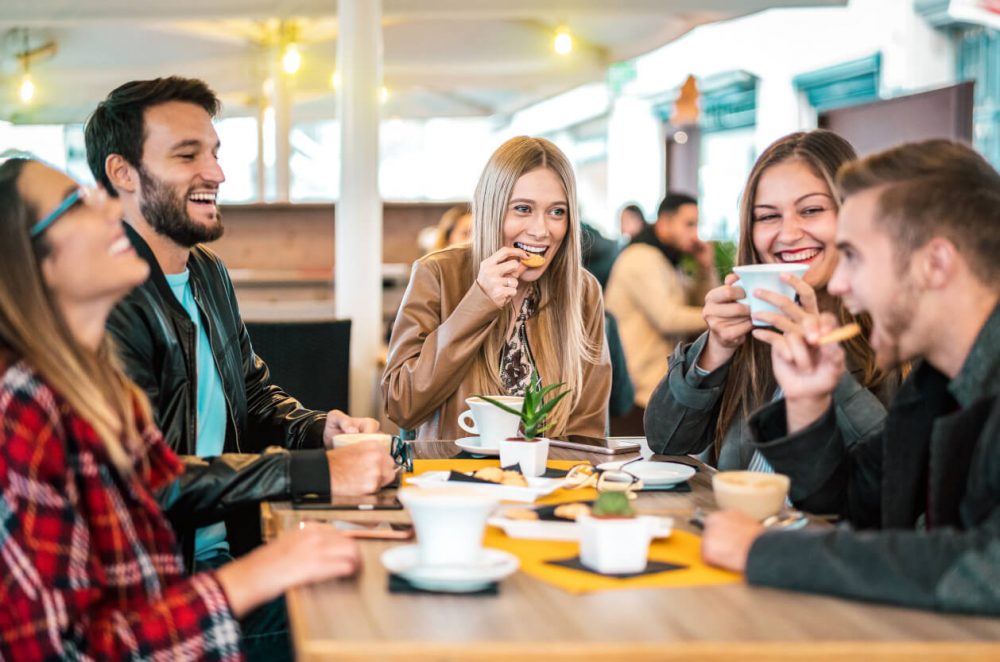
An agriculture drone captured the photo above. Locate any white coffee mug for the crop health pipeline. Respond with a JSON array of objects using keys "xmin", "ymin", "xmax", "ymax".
[
  {"xmin": 397, "ymin": 488, "xmax": 499, "ymax": 566},
  {"xmin": 457, "ymin": 396, "xmax": 524, "ymax": 449},
  {"xmin": 732, "ymin": 263, "xmax": 809, "ymax": 327}
]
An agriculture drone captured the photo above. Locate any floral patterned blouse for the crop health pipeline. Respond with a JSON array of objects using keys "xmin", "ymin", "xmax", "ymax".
[{"xmin": 500, "ymin": 294, "xmax": 538, "ymax": 395}]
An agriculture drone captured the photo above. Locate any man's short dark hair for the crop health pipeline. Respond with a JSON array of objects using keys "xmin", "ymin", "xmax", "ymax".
[
  {"xmin": 84, "ymin": 77, "xmax": 221, "ymax": 197},
  {"xmin": 657, "ymin": 192, "xmax": 698, "ymax": 219},
  {"xmin": 837, "ymin": 139, "xmax": 1000, "ymax": 285}
]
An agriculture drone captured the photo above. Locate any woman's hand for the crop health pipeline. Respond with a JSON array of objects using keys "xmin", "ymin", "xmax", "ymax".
[
  {"xmin": 476, "ymin": 247, "xmax": 527, "ymax": 308},
  {"xmin": 749, "ymin": 271, "xmax": 819, "ymax": 334},
  {"xmin": 214, "ymin": 523, "xmax": 361, "ymax": 618},
  {"xmin": 699, "ymin": 273, "xmax": 753, "ymax": 371}
]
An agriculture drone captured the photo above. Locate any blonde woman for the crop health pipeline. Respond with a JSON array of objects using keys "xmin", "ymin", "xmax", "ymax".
[
  {"xmin": 0, "ymin": 158, "xmax": 360, "ymax": 658},
  {"xmin": 384, "ymin": 136, "xmax": 611, "ymax": 439}
]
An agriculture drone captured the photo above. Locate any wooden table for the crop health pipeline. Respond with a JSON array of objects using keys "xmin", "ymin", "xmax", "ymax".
[{"xmin": 262, "ymin": 442, "xmax": 1000, "ymax": 661}]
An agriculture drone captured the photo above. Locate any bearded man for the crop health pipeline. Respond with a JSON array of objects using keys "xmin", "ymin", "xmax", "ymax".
[{"xmin": 86, "ymin": 77, "xmax": 396, "ymax": 660}]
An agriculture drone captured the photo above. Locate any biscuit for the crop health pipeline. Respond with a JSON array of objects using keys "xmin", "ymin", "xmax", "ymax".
[
  {"xmin": 503, "ymin": 508, "xmax": 539, "ymax": 521},
  {"xmin": 473, "ymin": 467, "xmax": 504, "ymax": 483},
  {"xmin": 500, "ymin": 470, "xmax": 529, "ymax": 487},
  {"xmin": 553, "ymin": 503, "xmax": 591, "ymax": 521},
  {"xmin": 520, "ymin": 254, "xmax": 546, "ymax": 268}
]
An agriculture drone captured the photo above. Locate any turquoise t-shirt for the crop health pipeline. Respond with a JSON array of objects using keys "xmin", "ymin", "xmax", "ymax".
[{"xmin": 165, "ymin": 270, "xmax": 229, "ymax": 561}]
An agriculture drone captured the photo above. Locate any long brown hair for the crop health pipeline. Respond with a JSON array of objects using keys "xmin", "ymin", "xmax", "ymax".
[
  {"xmin": 469, "ymin": 137, "xmax": 601, "ymax": 434},
  {"xmin": 0, "ymin": 158, "xmax": 149, "ymax": 472},
  {"xmin": 714, "ymin": 130, "xmax": 886, "ymax": 458}
]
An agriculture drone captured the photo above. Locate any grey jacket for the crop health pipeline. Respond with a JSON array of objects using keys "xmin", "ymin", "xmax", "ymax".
[
  {"xmin": 644, "ymin": 332, "xmax": 887, "ymax": 469},
  {"xmin": 745, "ymin": 303, "xmax": 1000, "ymax": 615}
]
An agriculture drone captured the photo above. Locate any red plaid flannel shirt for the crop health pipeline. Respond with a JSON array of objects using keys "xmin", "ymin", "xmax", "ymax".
[{"xmin": 0, "ymin": 358, "xmax": 244, "ymax": 660}]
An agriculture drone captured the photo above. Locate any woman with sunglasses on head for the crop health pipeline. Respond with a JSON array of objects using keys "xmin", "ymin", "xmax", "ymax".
[
  {"xmin": 383, "ymin": 136, "xmax": 611, "ymax": 439},
  {"xmin": 0, "ymin": 158, "xmax": 362, "ymax": 660},
  {"xmin": 644, "ymin": 130, "xmax": 896, "ymax": 470}
]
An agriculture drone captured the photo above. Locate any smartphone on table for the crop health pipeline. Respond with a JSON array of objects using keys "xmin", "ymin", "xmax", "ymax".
[
  {"xmin": 292, "ymin": 491, "xmax": 403, "ymax": 511},
  {"xmin": 548, "ymin": 435, "xmax": 643, "ymax": 455}
]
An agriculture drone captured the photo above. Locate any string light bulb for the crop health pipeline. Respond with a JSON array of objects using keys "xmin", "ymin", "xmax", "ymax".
[
  {"xmin": 282, "ymin": 42, "xmax": 301, "ymax": 74},
  {"xmin": 380, "ymin": 85, "xmax": 389, "ymax": 104},
  {"xmin": 554, "ymin": 26, "xmax": 573, "ymax": 55},
  {"xmin": 19, "ymin": 72, "xmax": 35, "ymax": 103},
  {"xmin": 331, "ymin": 70, "xmax": 340, "ymax": 89}
]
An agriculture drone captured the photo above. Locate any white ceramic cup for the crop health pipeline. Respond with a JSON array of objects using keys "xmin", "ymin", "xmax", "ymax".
[
  {"xmin": 457, "ymin": 396, "xmax": 524, "ymax": 449},
  {"xmin": 498, "ymin": 438, "xmax": 550, "ymax": 477},
  {"xmin": 397, "ymin": 488, "xmax": 499, "ymax": 566},
  {"xmin": 331, "ymin": 432, "xmax": 393, "ymax": 452},
  {"xmin": 712, "ymin": 471, "xmax": 791, "ymax": 521},
  {"xmin": 732, "ymin": 264, "xmax": 809, "ymax": 327},
  {"xmin": 578, "ymin": 515, "xmax": 659, "ymax": 574}
]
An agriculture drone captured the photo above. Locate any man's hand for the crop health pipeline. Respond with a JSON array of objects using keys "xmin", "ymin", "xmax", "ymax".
[
  {"xmin": 752, "ymin": 311, "xmax": 845, "ymax": 434},
  {"xmin": 323, "ymin": 409, "xmax": 380, "ymax": 447},
  {"xmin": 691, "ymin": 239, "xmax": 716, "ymax": 272},
  {"xmin": 326, "ymin": 441, "xmax": 397, "ymax": 496},
  {"xmin": 701, "ymin": 510, "xmax": 765, "ymax": 573}
]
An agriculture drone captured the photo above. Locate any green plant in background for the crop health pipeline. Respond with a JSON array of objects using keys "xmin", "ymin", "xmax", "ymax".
[
  {"xmin": 476, "ymin": 370, "xmax": 571, "ymax": 440},
  {"xmin": 592, "ymin": 491, "xmax": 635, "ymax": 518},
  {"xmin": 714, "ymin": 239, "xmax": 737, "ymax": 278}
]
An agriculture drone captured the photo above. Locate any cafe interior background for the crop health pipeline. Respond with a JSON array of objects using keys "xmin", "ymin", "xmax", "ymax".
[{"xmin": 1, "ymin": 0, "xmax": 997, "ymax": 429}]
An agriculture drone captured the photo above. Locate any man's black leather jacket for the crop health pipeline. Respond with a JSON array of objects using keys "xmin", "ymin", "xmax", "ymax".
[{"xmin": 107, "ymin": 224, "xmax": 331, "ymax": 565}]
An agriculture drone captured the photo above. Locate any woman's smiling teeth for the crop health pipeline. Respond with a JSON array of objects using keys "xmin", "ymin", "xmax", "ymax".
[
  {"xmin": 514, "ymin": 241, "xmax": 547, "ymax": 255},
  {"xmin": 776, "ymin": 247, "xmax": 821, "ymax": 263},
  {"xmin": 108, "ymin": 235, "xmax": 133, "ymax": 256}
]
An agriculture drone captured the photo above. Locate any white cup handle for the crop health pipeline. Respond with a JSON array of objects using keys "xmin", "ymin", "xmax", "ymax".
[{"xmin": 458, "ymin": 410, "xmax": 478, "ymax": 435}]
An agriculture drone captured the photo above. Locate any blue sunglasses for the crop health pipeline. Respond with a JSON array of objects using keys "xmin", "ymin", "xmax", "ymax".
[{"xmin": 30, "ymin": 189, "xmax": 82, "ymax": 238}]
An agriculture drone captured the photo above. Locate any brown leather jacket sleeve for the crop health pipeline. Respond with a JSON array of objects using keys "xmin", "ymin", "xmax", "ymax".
[
  {"xmin": 569, "ymin": 274, "xmax": 612, "ymax": 436},
  {"xmin": 382, "ymin": 251, "xmax": 502, "ymax": 430}
]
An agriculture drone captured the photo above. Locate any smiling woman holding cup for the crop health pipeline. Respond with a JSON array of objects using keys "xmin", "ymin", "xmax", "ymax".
[
  {"xmin": 383, "ymin": 136, "xmax": 611, "ymax": 441},
  {"xmin": 645, "ymin": 130, "xmax": 894, "ymax": 471}
]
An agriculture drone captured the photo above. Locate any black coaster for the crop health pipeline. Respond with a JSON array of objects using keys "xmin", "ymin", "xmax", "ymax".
[
  {"xmin": 388, "ymin": 573, "xmax": 499, "ymax": 596},
  {"xmin": 450, "ymin": 450, "xmax": 492, "ymax": 460},
  {"xmin": 533, "ymin": 501, "xmax": 594, "ymax": 521},
  {"xmin": 545, "ymin": 556, "xmax": 687, "ymax": 579},
  {"xmin": 501, "ymin": 463, "xmax": 571, "ymax": 478}
]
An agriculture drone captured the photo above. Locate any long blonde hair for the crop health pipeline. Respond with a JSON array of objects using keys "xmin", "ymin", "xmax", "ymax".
[
  {"xmin": 715, "ymin": 130, "xmax": 887, "ymax": 459},
  {"xmin": 469, "ymin": 137, "xmax": 600, "ymax": 434},
  {"xmin": 0, "ymin": 158, "xmax": 149, "ymax": 472}
]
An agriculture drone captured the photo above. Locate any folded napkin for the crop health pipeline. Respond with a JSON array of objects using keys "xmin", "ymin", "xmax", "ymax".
[
  {"xmin": 544, "ymin": 556, "xmax": 687, "ymax": 579},
  {"xmin": 387, "ymin": 573, "xmax": 499, "ymax": 596}
]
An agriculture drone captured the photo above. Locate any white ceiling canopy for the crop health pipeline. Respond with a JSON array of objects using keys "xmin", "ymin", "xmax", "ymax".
[{"xmin": 0, "ymin": 0, "xmax": 845, "ymax": 124}]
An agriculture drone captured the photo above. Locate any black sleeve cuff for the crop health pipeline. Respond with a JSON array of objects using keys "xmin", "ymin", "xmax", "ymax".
[{"xmin": 288, "ymin": 449, "xmax": 331, "ymax": 498}]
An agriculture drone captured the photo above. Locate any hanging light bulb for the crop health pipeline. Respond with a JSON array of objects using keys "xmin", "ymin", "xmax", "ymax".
[
  {"xmin": 380, "ymin": 85, "xmax": 389, "ymax": 104},
  {"xmin": 282, "ymin": 42, "xmax": 301, "ymax": 74},
  {"xmin": 331, "ymin": 70, "xmax": 340, "ymax": 89},
  {"xmin": 553, "ymin": 26, "xmax": 573, "ymax": 55},
  {"xmin": 19, "ymin": 72, "xmax": 35, "ymax": 103}
]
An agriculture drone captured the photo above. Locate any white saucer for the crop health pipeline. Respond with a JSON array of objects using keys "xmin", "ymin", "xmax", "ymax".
[
  {"xmin": 381, "ymin": 544, "xmax": 519, "ymax": 592},
  {"xmin": 454, "ymin": 436, "xmax": 500, "ymax": 457},
  {"xmin": 596, "ymin": 460, "xmax": 696, "ymax": 487}
]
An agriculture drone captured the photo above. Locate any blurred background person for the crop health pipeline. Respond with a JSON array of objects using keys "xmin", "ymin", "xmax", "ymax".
[
  {"xmin": 605, "ymin": 192, "xmax": 718, "ymax": 434},
  {"xmin": 618, "ymin": 202, "xmax": 647, "ymax": 242}
]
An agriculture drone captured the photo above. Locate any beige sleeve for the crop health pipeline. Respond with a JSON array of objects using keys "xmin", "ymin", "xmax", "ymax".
[
  {"xmin": 381, "ymin": 260, "xmax": 501, "ymax": 429},
  {"xmin": 619, "ymin": 246, "xmax": 707, "ymax": 336}
]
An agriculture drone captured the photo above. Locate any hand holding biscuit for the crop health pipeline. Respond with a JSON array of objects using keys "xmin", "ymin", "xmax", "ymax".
[{"xmin": 476, "ymin": 247, "xmax": 527, "ymax": 308}]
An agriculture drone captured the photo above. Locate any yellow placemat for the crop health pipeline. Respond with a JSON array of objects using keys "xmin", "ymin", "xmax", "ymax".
[
  {"xmin": 483, "ymin": 527, "xmax": 740, "ymax": 594},
  {"xmin": 407, "ymin": 459, "xmax": 597, "ymax": 505}
]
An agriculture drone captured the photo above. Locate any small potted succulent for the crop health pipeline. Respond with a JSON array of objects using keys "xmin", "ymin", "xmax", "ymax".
[
  {"xmin": 578, "ymin": 492, "xmax": 657, "ymax": 574},
  {"xmin": 477, "ymin": 371, "xmax": 570, "ymax": 477}
]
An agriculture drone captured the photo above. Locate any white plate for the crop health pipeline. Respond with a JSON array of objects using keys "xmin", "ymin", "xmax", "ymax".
[
  {"xmin": 405, "ymin": 471, "xmax": 561, "ymax": 503},
  {"xmin": 454, "ymin": 436, "xmax": 500, "ymax": 457},
  {"xmin": 596, "ymin": 460, "xmax": 696, "ymax": 487},
  {"xmin": 488, "ymin": 513, "xmax": 673, "ymax": 541},
  {"xmin": 381, "ymin": 544, "xmax": 519, "ymax": 592}
]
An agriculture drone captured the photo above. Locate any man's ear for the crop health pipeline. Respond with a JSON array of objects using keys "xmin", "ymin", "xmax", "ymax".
[
  {"xmin": 919, "ymin": 237, "xmax": 959, "ymax": 290},
  {"xmin": 105, "ymin": 154, "xmax": 137, "ymax": 195}
]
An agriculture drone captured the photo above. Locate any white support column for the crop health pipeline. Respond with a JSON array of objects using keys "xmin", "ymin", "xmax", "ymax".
[
  {"xmin": 337, "ymin": 0, "xmax": 383, "ymax": 417},
  {"xmin": 273, "ymin": 57, "xmax": 293, "ymax": 202}
]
